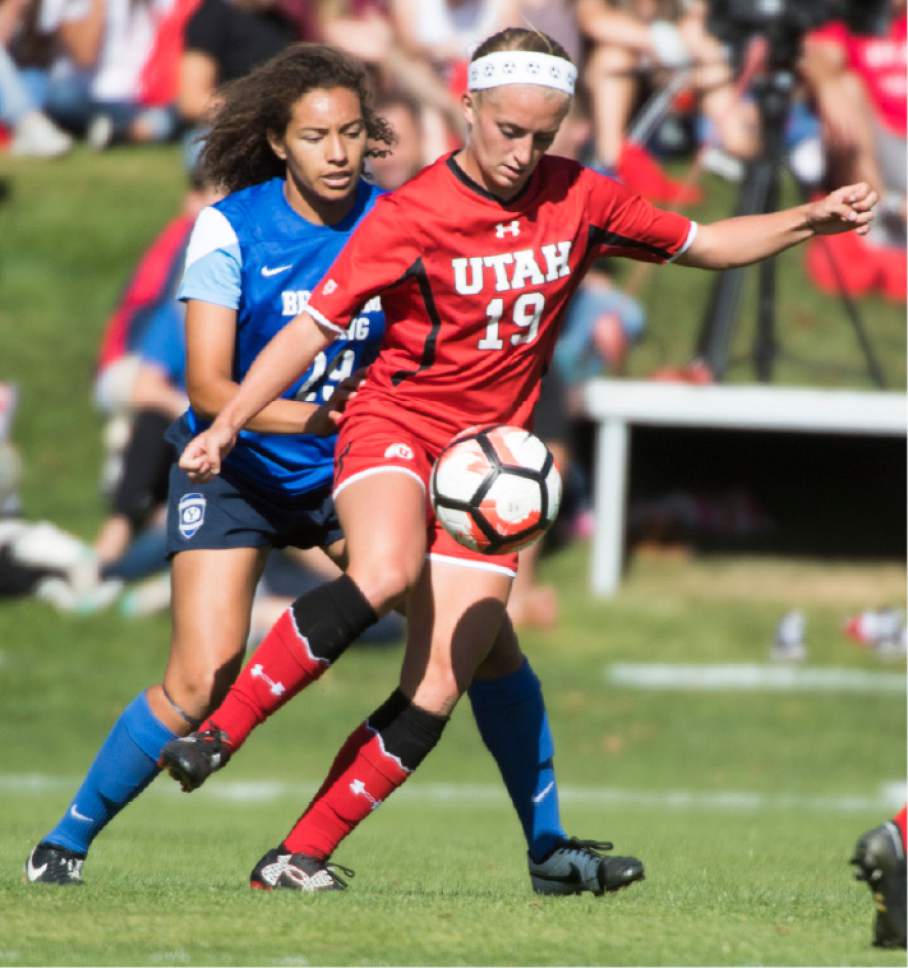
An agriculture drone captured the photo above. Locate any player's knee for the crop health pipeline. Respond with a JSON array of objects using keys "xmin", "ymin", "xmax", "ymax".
[
  {"xmin": 350, "ymin": 556, "xmax": 421, "ymax": 612},
  {"xmin": 410, "ymin": 659, "xmax": 463, "ymax": 717},
  {"xmin": 165, "ymin": 660, "xmax": 235, "ymax": 720}
]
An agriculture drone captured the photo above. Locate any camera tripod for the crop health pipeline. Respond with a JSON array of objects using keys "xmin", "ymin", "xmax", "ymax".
[{"xmin": 693, "ymin": 45, "xmax": 888, "ymax": 388}]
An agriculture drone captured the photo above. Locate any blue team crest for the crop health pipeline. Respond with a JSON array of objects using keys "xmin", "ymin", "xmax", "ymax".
[{"xmin": 178, "ymin": 493, "xmax": 207, "ymax": 539}]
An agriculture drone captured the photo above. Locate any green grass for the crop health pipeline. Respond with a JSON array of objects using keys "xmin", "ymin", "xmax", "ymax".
[
  {"xmin": 0, "ymin": 147, "xmax": 905, "ymax": 965},
  {"xmin": 1, "ymin": 547, "xmax": 905, "ymax": 965}
]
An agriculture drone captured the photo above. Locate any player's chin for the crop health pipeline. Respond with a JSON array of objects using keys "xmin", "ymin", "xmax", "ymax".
[{"xmin": 494, "ymin": 166, "xmax": 531, "ymax": 194}]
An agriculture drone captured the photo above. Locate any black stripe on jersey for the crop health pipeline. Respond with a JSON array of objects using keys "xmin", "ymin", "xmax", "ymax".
[
  {"xmin": 391, "ymin": 258, "xmax": 443, "ymax": 386},
  {"xmin": 588, "ymin": 224, "xmax": 672, "ymax": 262}
]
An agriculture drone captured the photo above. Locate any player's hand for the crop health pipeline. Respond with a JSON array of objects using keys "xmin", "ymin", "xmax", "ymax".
[
  {"xmin": 807, "ymin": 183, "xmax": 878, "ymax": 237},
  {"xmin": 178, "ymin": 421, "xmax": 237, "ymax": 482},
  {"xmin": 306, "ymin": 369, "xmax": 367, "ymax": 436}
]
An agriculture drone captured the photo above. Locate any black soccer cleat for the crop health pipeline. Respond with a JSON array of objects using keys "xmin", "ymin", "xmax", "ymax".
[
  {"xmin": 851, "ymin": 821, "xmax": 907, "ymax": 949},
  {"xmin": 24, "ymin": 842, "xmax": 85, "ymax": 886},
  {"xmin": 249, "ymin": 846, "xmax": 354, "ymax": 893},
  {"xmin": 159, "ymin": 726, "xmax": 232, "ymax": 792},
  {"xmin": 528, "ymin": 838, "xmax": 645, "ymax": 896}
]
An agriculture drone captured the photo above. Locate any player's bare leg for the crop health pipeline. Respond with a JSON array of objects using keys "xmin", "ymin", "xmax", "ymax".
[
  {"xmin": 27, "ymin": 546, "xmax": 266, "ymax": 884},
  {"xmin": 148, "ymin": 546, "xmax": 267, "ymax": 733},
  {"xmin": 160, "ymin": 473, "xmax": 425, "ymax": 790},
  {"xmin": 255, "ymin": 557, "xmax": 643, "ymax": 894},
  {"xmin": 249, "ymin": 558, "xmax": 509, "ymax": 889},
  {"xmin": 338, "ymin": 472, "xmax": 427, "ymax": 612}
]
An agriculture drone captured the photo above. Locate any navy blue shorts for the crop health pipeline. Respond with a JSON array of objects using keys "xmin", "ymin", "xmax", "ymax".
[{"xmin": 165, "ymin": 462, "xmax": 343, "ymax": 556}]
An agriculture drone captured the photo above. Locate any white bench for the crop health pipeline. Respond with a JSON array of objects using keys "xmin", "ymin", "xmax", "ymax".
[{"xmin": 582, "ymin": 379, "xmax": 907, "ymax": 596}]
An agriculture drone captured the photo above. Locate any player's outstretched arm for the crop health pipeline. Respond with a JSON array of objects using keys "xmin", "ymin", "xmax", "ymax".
[
  {"xmin": 185, "ymin": 299, "xmax": 343, "ymax": 438},
  {"xmin": 180, "ymin": 311, "xmax": 333, "ymax": 481},
  {"xmin": 676, "ymin": 182, "xmax": 878, "ymax": 270}
]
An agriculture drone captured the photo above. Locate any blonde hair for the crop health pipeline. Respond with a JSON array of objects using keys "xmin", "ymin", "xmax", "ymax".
[{"xmin": 471, "ymin": 27, "xmax": 573, "ymax": 65}]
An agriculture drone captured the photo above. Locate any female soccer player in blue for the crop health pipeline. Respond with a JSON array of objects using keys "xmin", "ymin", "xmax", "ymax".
[
  {"xmin": 25, "ymin": 44, "xmax": 390, "ymax": 885},
  {"xmin": 27, "ymin": 43, "xmax": 615, "ymax": 897}
]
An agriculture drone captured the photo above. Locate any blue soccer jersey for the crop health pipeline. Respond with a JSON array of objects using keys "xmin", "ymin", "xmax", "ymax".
[{"xmin": 176, "ymin": 177, "xmax": 386, "ymax": 497}]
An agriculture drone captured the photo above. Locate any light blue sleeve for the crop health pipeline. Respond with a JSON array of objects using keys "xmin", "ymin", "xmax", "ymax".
[{"xmin": 177, "ymin": 206, "xmax": 243, "ymax": 309}]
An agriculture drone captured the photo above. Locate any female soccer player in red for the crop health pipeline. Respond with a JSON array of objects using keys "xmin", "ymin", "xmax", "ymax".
[
  {"xmin": 167, "ymin": 27, "xmax": 878, "ymax": 892},
  {"xmin": 28, "ymin": 43, "xmax": 587, "ymax": 898}
]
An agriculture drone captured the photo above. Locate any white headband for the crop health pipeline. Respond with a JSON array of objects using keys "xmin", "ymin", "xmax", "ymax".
[{"xmin": 468, "ymin": 51, "xmax": 576, "ymax": 96}]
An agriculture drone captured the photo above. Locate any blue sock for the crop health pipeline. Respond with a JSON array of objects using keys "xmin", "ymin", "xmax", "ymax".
[
  {"xmin": 468, "ymin": 659, "xmax": 567, "ymax": 863},
  {"xmin": 43, "ymin": 691, "xmax": 175, "ymax": 855}
]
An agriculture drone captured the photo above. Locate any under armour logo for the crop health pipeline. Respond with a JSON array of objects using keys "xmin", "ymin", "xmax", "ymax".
[
  {"xmin": 495, "ymin": 220, "xmax": 520, "ymax": 239},
  {"xmin": 250, "ymin": 664, "xmax": 285, "ymax": 696},
  {"xmin": 350, "ymin": 778, "xmax": 382, "ymax": 811}
]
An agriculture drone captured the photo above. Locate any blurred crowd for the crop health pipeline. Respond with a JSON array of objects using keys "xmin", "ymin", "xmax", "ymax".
[
  {"xmin": 1, "ymin": 0, "xmax": 905, "ymax": 226},
  {"xmin": 1, "ymin": 0, "xmax": 906, "ymax": 631}
]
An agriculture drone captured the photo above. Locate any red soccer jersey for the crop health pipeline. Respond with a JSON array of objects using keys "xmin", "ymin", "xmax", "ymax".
[{"xmin": 306, "ymin": 153, "xmax": 695, "ymax": 452}]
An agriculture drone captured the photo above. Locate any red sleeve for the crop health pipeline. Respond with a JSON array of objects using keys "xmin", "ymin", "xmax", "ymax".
[
  {"xmin": 305, "ymin": 194, "xmax": 424, "ymax": 335},
  {"xmin": 582, "ymin": 168, "xmax": 696, "ymax": 264}
]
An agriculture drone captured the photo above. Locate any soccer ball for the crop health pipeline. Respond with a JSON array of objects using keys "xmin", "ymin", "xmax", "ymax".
[{"xmin": 431, "ymin": 425, "xmax": 562, "ymax": 555}]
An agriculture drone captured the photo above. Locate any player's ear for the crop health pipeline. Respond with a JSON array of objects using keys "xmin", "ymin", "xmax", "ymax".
[
  {"xmin": 461, "ymin": 91, "xmax": 477, "ymax": 131},
  {"xmin": 267, "ymin": 130, "xmax": 287, "ymax": 162}
]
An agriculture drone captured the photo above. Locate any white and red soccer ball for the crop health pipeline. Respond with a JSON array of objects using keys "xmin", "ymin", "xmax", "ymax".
[{"xmin": 431, "ymin": 425, "xmax": 562, "ymax": 555}]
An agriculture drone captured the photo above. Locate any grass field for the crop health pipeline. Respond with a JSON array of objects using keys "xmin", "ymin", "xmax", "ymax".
[{"xmin": 0, "ymin": 147, "xmax": 906, "ymax": 966}]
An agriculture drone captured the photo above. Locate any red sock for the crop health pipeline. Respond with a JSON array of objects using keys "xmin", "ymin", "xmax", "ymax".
[
  {"xmin": 283, "ymin": 727, "xmax": 410, "ymax": 860},
  {"xmin": 893, "ymin": 806, "xmax": 906, "ymax": 847},
  {"xmin": 203, "ymin": 610, "xmax": 328, "ymax": 749}
]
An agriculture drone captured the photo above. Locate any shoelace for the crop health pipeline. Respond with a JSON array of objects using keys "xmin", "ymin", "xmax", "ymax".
[
  {"xmin": 326, "ymin": 862, "xmax": 355, "ymax": 888},
  {"xmin": 563, "ymin": 838, "xmax": 614, "ymax": 857}
]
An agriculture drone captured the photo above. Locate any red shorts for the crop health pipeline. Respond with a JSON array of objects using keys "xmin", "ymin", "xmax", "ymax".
[{"xmin": 332, "ymin": 413, "xmax": 519, "ymax": 576}]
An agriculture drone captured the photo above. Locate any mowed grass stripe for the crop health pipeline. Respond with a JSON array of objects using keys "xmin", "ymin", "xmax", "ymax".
[
  {"xmin": 2, "ymin": 772, "xmax": 903, "ymax": 813},
  {"xmin": 607, "ymin": 663, "xmax": 906, "ymax": 692}
]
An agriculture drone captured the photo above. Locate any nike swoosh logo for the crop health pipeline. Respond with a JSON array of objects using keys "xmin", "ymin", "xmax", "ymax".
[
  {"xmin": 70, "ymin": 804, "xmax": 94, "ymax": 823},
  {"xmin": 536, "ymin": 862, "xmax": 583, "ymax": 886},
  {"xmin": 261, "ymin": 264, "xmax": 292, "ymax": 277},
  {"xmin": 26, "ymin": 851, "xmax": 48, "ymax": 881},
  {"xmin": 531, "ymin": 781, "xmax": 555, "ymax": 804}
]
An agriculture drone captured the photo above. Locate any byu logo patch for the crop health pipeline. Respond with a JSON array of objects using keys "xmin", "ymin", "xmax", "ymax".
[{"xmin": 178, "ymin": 493, "xmax": 206, "ymax": 539}]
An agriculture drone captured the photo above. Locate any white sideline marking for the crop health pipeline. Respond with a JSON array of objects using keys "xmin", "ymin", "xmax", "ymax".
[
  {"xmin": 1, "ymin": 773, "xmax": 903, "ymax": 813},
  {"xmin": 607, "ymin": 663, "xmax": 906, "ymax": 694}
]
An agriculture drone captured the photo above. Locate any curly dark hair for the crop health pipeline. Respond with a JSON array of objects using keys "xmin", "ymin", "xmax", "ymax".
[{"xmin": 198, "ymin": 43, "xmax": 397, "ymax": 193}]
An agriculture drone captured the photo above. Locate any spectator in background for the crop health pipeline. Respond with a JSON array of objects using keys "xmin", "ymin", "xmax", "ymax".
[
  {"xmin": 178, "ymin": 0, "xmax": 311, "ymax": 128},
  {"xmin": 318, "ymin": 1, "xmax": 462, "ymax": 165},
  {"xmin": 92, "ymin": 172, "xmax": 222, "ymax": 586},
  {"xmin": 577, "ymin": 0, "xmax": 757, "ymax": 203},
  {"xmin": 388, "ymin": 0, "xmax": 515, "ymax": 157},
  {"xmin": 0, "ymin": 0, "xmax": 72, "ymax": 155},
  {"xmin": 368, "ymin": 89, "xmax": 423, "ymax": 188},
  {"xmin": 39, "ymin": 0, "xmax": 182, "ymax": 148},
  {"xmin": 515, "ymin": 0, "xmax": 582, "ymax": 70},
  {"xmin": 803, "ymin": 0, "xmax": 906, "ymax": 300}
]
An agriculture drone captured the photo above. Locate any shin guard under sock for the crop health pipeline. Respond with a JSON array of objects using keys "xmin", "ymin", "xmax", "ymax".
[
  {"xmin": 203, "ymin": 575, "xmax": 377, "ymax": 749},
  {"xmin": 469, "ymin": 659, "xmax": 567, "ymax": 862},
  {"xmin": 283, "ymin": 690, "xmax": 447, "ymax": 859},
  {"xmin": 44, "ymin": 692, "xmax": 175, "ymax": 855}
]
